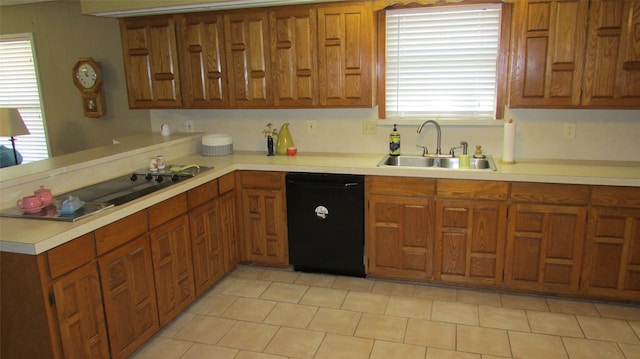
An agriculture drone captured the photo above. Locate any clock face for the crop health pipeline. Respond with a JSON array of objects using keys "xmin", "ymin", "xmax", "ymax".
[{"xmin": 76, "ymin": 63, "xmax": 98, "ymax": 89}]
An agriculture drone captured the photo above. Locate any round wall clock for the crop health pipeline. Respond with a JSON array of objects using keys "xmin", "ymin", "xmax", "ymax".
[{"xmin": 72, "ymin": 57, "xmax": 106, "ymax": 118}]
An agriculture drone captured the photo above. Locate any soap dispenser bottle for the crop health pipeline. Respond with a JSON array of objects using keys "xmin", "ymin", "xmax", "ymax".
[{"xmin": 389, "ymin": 124, "xmax": 401, "ymax": 156}]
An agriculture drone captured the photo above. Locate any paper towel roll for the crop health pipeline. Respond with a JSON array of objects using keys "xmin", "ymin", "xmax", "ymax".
[{"xmin": 502, "ymin": 119, "xmax": 516, "ymax": 164}]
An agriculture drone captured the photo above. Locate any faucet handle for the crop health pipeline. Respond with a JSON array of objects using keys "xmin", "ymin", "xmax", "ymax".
[{"xmin": 416, "ymin": 145, "xmax": 428, "ymax": 156}]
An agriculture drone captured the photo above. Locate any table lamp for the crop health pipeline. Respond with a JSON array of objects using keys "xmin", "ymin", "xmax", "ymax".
[{"xmin": 0, "ymin": 108, "xmax": 30, "ymax": 165}]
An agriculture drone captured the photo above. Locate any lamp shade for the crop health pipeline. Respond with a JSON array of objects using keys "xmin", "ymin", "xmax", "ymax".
[{"xmin": 0, "ymin": 108, "xmax": 30, "ymax": 137}]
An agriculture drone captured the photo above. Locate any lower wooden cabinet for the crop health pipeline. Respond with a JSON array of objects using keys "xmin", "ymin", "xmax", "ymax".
[
  {"xmin": 219, "ymin": 178, "xmax": 240, "ymax": 271},
  {"xmin": 190, "ymin": 198, "xmax": 226, "ymax": 297}
]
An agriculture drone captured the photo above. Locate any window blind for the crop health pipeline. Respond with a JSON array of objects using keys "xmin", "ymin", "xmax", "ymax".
[
  {"xmin": 0, "ymin": 34, "xmax": 49, "ymax": 163},
  {"xmin": 385, "ymin": 4, "xmax": 501, "ymax": 120}
]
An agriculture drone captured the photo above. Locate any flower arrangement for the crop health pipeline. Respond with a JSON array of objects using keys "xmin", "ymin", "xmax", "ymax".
[{"xmin": 262, "ymin": 123, "xmax": 278, "ymax": 138}]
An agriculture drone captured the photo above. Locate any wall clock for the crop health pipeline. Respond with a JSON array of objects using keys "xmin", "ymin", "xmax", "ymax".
[{"xmin": 72, "ymin": 57, "xmax": 106, "ymax": 118}]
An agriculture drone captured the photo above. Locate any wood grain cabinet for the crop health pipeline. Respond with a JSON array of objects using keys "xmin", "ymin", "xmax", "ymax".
[
  {"xmin": 510, "ymin": 0, "xmax": 640, "ymax": 108},
  {"xmin": 218, "ymin": 173, "xmax": 241, "ymax": 271},
  {"xmin": 582, "ymin": 186, "xmax": 640, "ymax": 301},
  {"xmin": 238, "ymin": 171, "xmax": 288, "ymax": 266},
  {"xmin": 504, "ymin": 183, "xmax": 589, "ymax": 294},
  {"xmin": 365, "ymin": 176, "xmax": 436, "ymax": 280},
  {"xmin": 120, "ymin": 15, "xmax": 182, "ymax": 108},
  {"xmin": 435, "ymin": 180, "xmax": 509, "ymax": 286}
]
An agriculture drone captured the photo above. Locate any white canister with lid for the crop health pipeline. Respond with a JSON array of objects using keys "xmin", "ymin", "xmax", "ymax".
[{"xmin": 202, "ymin": 134, "xmax": 233, "ymax": 156}]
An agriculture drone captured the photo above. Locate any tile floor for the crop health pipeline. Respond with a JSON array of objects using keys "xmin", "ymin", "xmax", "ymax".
[{"xmin": 132, "ymin": 265, "xmax": 640, "ymax": 359}]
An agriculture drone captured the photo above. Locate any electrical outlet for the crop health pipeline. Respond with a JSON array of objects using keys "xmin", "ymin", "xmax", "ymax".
[
  {"xmin": 363, "ymin": 120, "xmax": 377, "ymax": 135},
  {"xmin": 563, "ymin": 122, "xmax": 576, "ymax": 139},
  {"xmin": 307, "ymin": 120, "xmax": 317, "ymax": 133},
  {"xmin": 184, "ymin": 120, "xmax": 194, "ymax": 132}
]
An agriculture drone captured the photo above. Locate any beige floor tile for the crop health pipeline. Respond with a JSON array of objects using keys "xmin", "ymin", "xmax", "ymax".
[
  {"xmin": 577, "ymin": 315, "xmax": 640, "ymax": 344},
  {"xmin": 295, "ymin": 272, "xmax": 336, "ymax": 287},
  {"xmin": 479, "ymin": 305, "xmax": 530, "ymax": 332},
  {"xmin": 355, "ymin": 313, "xmax": 407, "ymax": 342},
  {"xmin": 457, "ymin": 289, "xmax": 501, "ymax": 306},
  {"xmin": 431, "ymin": 300, "xmax": 479, "ymax": 326},
  {"xmin": 260, "ymin": 282, "xmax": 309, "ymax": 303},
  {"xmin": 180, "ymin": 343, "xmax": 238, "ymax": 359},
  {"xmin": 508, "ymin": 331, "xmax": 568, "ymax": 359},
  {"xmin": 370, "ymin": 340, "xmax": 426, "ymax": 359},
  {"xmin": 619, "ymin": 343, "xmax": 640, "ymax": 359},
  {"xmin": 456, "ymin": 325, "xmax": 511, "ymax": 357},
  {"xmin": 385, "ymin": 295, "xmax": 432, "ymax": 319},
  {"xmin": 414, "ymin": 284, "xmax": 457, "ymax": 301},
  {"xmin": 173, "ymin": 315, "xmax": 235, "ymax": 344},
  {"xmin": 299, "ymin": 286, "xmax": 347, "ymax": 308},
  {"xmin": 314, "ymin": 333, "xmax": 374, "ymax": 359},
  {"xmin": 217, "ymin": 321, "xmax": 279, "ymax": 352},
  {"xmin": 264, "ymin": 327, "xmax": 325, "ymax": 359},
  {"xmin": 157, "ymin": 311, "xmax": 196, "ymax": 338},
  {"xmin": 220, "ymin": 278, "xmax": 271, "ymax": 298},
  {"xmin": 425, "ymin": 347, "xmax": 481, "ymax": 359},
  {"xmin": 222, "ymin": 297, "xmax": 277, "ymax": 322},
  {"xmin": 131, "ymin": 337, "xmax": 192, "ymax": 359},
  {"xmin": 263, "ymin": 302, "xmax": 318, "ymax": 328},
  {"xmin": 230, "ymin": 266, "xmax": 266, "ymax": 279},
  {"xmin": 342, "ymin": 291, "xmax": 390, "ymax": 314},
  {"xmin": 404, "ymin": 318, "xmax": 456, "ymax": 350},
  {"xmin": 258, "ymin": 268, "xmax": 300, "ymax": 283},
  {"xmin": 187, "ymin": 294, "xmax": 236, "ymax": 316},
  {"xmin": 630, "ymin": 320, "xmax": 640, "ymax": 338},
  {"xmin": 546, "ymin": 298, "xmax": 600, "ymax": 317},
  {"xmin": 595, "ymin": 303, "xmax": 640, "ymax": 321},
  {"xmin": 501, "ymin": 293, "xmax": 549, "ymax": 311},
  {"xmin": 372, "ymin": 280, "xmax": 415, "ymax": 296},
  {"xmin": 527, "ymin": 310, "xmax": 584, "ymax": 337},
  {"xmin": 562, "ymin": 337, "xmax": 626, "ymax": 359},
  {"xmin": 332, "ymin": 276, "xmax": 374, "ymax": 292},
  {"xmin": 234, "ymin": 351, "xmax": 288, "ymax": 359},
  {"xmin": 308, "ymin": 307, "xmax": 362, "ymax": 335}
]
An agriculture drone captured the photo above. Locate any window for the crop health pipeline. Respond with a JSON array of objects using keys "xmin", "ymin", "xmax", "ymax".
[
  {"xmin": 384, "ymin": 3, "xmax": 506, "ymax": 120},
  {"xmin": 0, "ymin": 33, "xmax": 49, "ymax": 163}
]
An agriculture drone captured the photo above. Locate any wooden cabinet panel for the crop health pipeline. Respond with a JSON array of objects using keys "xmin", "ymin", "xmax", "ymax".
[
  {"xmin": 48, "ymin": 233, "xmax": 95, "ymax": 279},
  {"xmin": 220, "ymin": 190, "xmax": 240, "ymax": 271},
  {"xmin": 511, "ymin": 182, "xmax": 590, "ymax": 206},
  {"xmin": 318, "ymin": 3, "xmax": 375, "ymax": 107},
  {"xmin": 187, "ymin": 178, "xmax": 219, "ymax": 209},
  {"xmin": 225, "ymin": 11, "xmax": 272, "ymax": 107},
  {"xmin": 98, "ymin": 235, "xmax": 159, "ymax": 359},
  {"xmin": 270, "ymin": 7, "xmax": 318, "ymax": 107},
  {"xmin": 148, "ymin": 193, "xmax": 188, "ymax": 229},
  {"xmin": 149, "ymin": 214, "xmax": 195, "ymax": 326},
  {"xmin": 120, "ymin": 16, "xmax": 181, "ymax": 108},
  {"xmin": 179, "ymin": 12, "xmax": 229, "ymax": 108},
  {"xmin": 438, "ymin": 179, "xmax": 509, "ymax": 201},
  {"xmin": 95, "ymin": 210, "xmax": 147, "ymax": 256},
  {"xmin": 583, "ymin": 1, "xmax": 640, "ymax": 107},
  {"xmin": 366, "ymin": 176, "xmax": 436, "ymax": 198},
  {"xmin": 189, "ymin": 200, "xmax": 225, "ymax": 297}
]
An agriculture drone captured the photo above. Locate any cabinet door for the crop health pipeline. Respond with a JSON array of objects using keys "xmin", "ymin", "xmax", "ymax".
[
  {"xmin": 189, "ymin": 200, "xmax": 225, "ymax": 297},
  {"xmin": 435, "ymin": 200, "xmax": 507, "ymax": 285},
  {"xmin": 220, "ymin": 190, "xmax": 240, "ymax": 271},
  {"xmin": 120, "ymin": 16, "xmax": 181, "ymax": 108},
  {"xmin": 582, "ymin": 1, "xmax": 640, "ymax": 107},
  {"xmin": 98, "ymin": 236, "xmax": 159, "ymax": 359},
  {"xmin": 270, "ymin": 7, "xmax": 318, "ymax": 107},
  {"xmin": 149, "ymin": 214, "xmax": 195, "ymax": 326},
  {"xmin": 509, "ymin": 0, "xmax": 587, "ymax": 107},
  {"xmin": 582, "ymin": 207, "xmax": 640, "ymax": 301},
  {"xmin": 504, "ymin": 204, "xmax": 587, "ymax": 293},
  {"xmin": 52, "ymin": 263, "xmax": 109, "ymax": 359},
  {"xmin": 367, "ymin": 195, "xmax": 435, "ymax": 280},
  {"xmin": 225, "ymin": 11, "xmax": 272, "ymax": 107},
  {"xmin": 179, "ymin": 12, "xmax": 229, "ymax": 108},
  {"xmin": 318, "ymin": 4, "xmax": 374, "ymax": 107}
]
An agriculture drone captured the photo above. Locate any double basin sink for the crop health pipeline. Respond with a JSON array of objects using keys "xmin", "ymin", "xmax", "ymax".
[{"xmin": 378, "ymin": 154, "xmax": 497, "ymax": 171}]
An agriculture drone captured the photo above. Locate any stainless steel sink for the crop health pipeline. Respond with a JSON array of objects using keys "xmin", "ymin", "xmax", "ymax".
[{"xmin": 378, "ymin": 155, "xmax": 496, "ymax": 171}]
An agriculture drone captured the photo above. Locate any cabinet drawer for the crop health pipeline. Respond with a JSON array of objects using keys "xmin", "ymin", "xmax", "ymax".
[
  {"xmin": 511, "ymin": 182, "xmax": 589, "ymax": 205},
  {"xmin": 437, "ymin": 179, "xmax": 508, "ymax": 201},
  {"xmin": 187, "ymin": 179, "xmax": 218, "ymax": 209},
  {"xmin": 239, "ymin": 171, "xmax": 283, "ymax": 189},
  {"xmin": 218, "ymin": 173, "xmax": 235, "ymax": 194},
  {"xmin": 366, "ymin": 176, "xmax": 435, "ymax": 197},
  {"xmin": 148, "ymin": 193, "xmax": 188, "ymax": 229},
  {"xmin": 48, "ymin": 233, "xmax": 95, "ymax": 279},
  {"xmin": 591, "ymin": 186, "xmax": 640, "ymax": 208},
  {"xmin": 95, "ymin": 211, "xmax": 148, "ymax": 255}
]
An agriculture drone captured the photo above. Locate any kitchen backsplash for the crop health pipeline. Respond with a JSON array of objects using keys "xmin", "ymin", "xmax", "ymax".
[{"xmin": 151, "ymin": 108, "xmax": 640, "ymax": 162}]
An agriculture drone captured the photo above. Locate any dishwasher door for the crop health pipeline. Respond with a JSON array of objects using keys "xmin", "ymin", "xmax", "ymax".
[{"xmin": 286, "ymin": 173, "xmax": 365, "ymax": 277}]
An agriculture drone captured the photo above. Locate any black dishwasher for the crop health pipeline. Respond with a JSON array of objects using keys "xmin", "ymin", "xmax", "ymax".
[{"xmin": 286, "ymin": 173, "xmax": 365, "ymax": 277}]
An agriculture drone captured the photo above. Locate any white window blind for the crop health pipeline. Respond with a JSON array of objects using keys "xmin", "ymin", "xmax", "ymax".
[
  {"xmin": 386, "ymin": 4, "xmax": 502, "ymax": 120},
  {"xmin": 0, "ymin": 34, "xmax": 49, "ymax": 163}
]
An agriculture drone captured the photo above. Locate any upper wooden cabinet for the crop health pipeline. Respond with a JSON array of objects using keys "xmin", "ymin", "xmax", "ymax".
[
  {"xmin": 120, "ymin": 16, "xmax": 182, "ymax": 108},
  {"xmin": 509, "ymin": 0, "xmax": 640, "ymax": 108}
]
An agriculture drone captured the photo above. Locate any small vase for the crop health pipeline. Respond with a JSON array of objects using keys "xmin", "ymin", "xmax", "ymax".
[
  {"xmin": 276, "ymin": 123, "xmax": 294, "ymax": 155},
  {"xmin": 267, "ymin": 137, "xmax": 275, "ymax": 156}
]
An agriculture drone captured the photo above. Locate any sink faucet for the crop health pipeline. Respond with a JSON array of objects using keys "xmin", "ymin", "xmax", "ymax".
[{"xmin": 417, "ymin": 120, "xmax": 442, "ymax": 156}]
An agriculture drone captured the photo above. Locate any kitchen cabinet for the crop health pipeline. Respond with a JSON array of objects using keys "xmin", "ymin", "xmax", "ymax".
[
  {"xmin": 504, "ymin": 183, "xmax": 588, "ymax": 294},
  {"xmin": 435, "ymin": 180, "xmax": 508, "ymax": 286},
  {"xmin": 178, "ymin": 12, "xmax": 229, "ymax": 108},
  {"xmin": 582, "ymin": 186, "xmax": 640, "ymax": 301},
  {"xmin": 120, "ymin": 15, "xmax": 182, "ymax": 108},
  {"xmin": 366, "ymin": 176, "xmax": 436, "ymax": 280},
  {"xmin": 148, "ymin": 194, "xmax": 195, "ymax": 327},
  {"xmin": 317, "ymin": 3, "xmax": 376, "ymax": 107},
  {"xmin": 238, "ymin": 171, "xmax": 288, "ymax": 266},
  {"xmin": 510, "ymin": 0, "xmax": 640, "ymax": 108},
  {"xmin": 218, "ymin": 173, "xmax": 240, "ymax": 271}
]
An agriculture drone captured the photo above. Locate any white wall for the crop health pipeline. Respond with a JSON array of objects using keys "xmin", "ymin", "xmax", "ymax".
[{"xmin": 150, "ymin": 107, "xmax": 640, "ymax": 162}]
